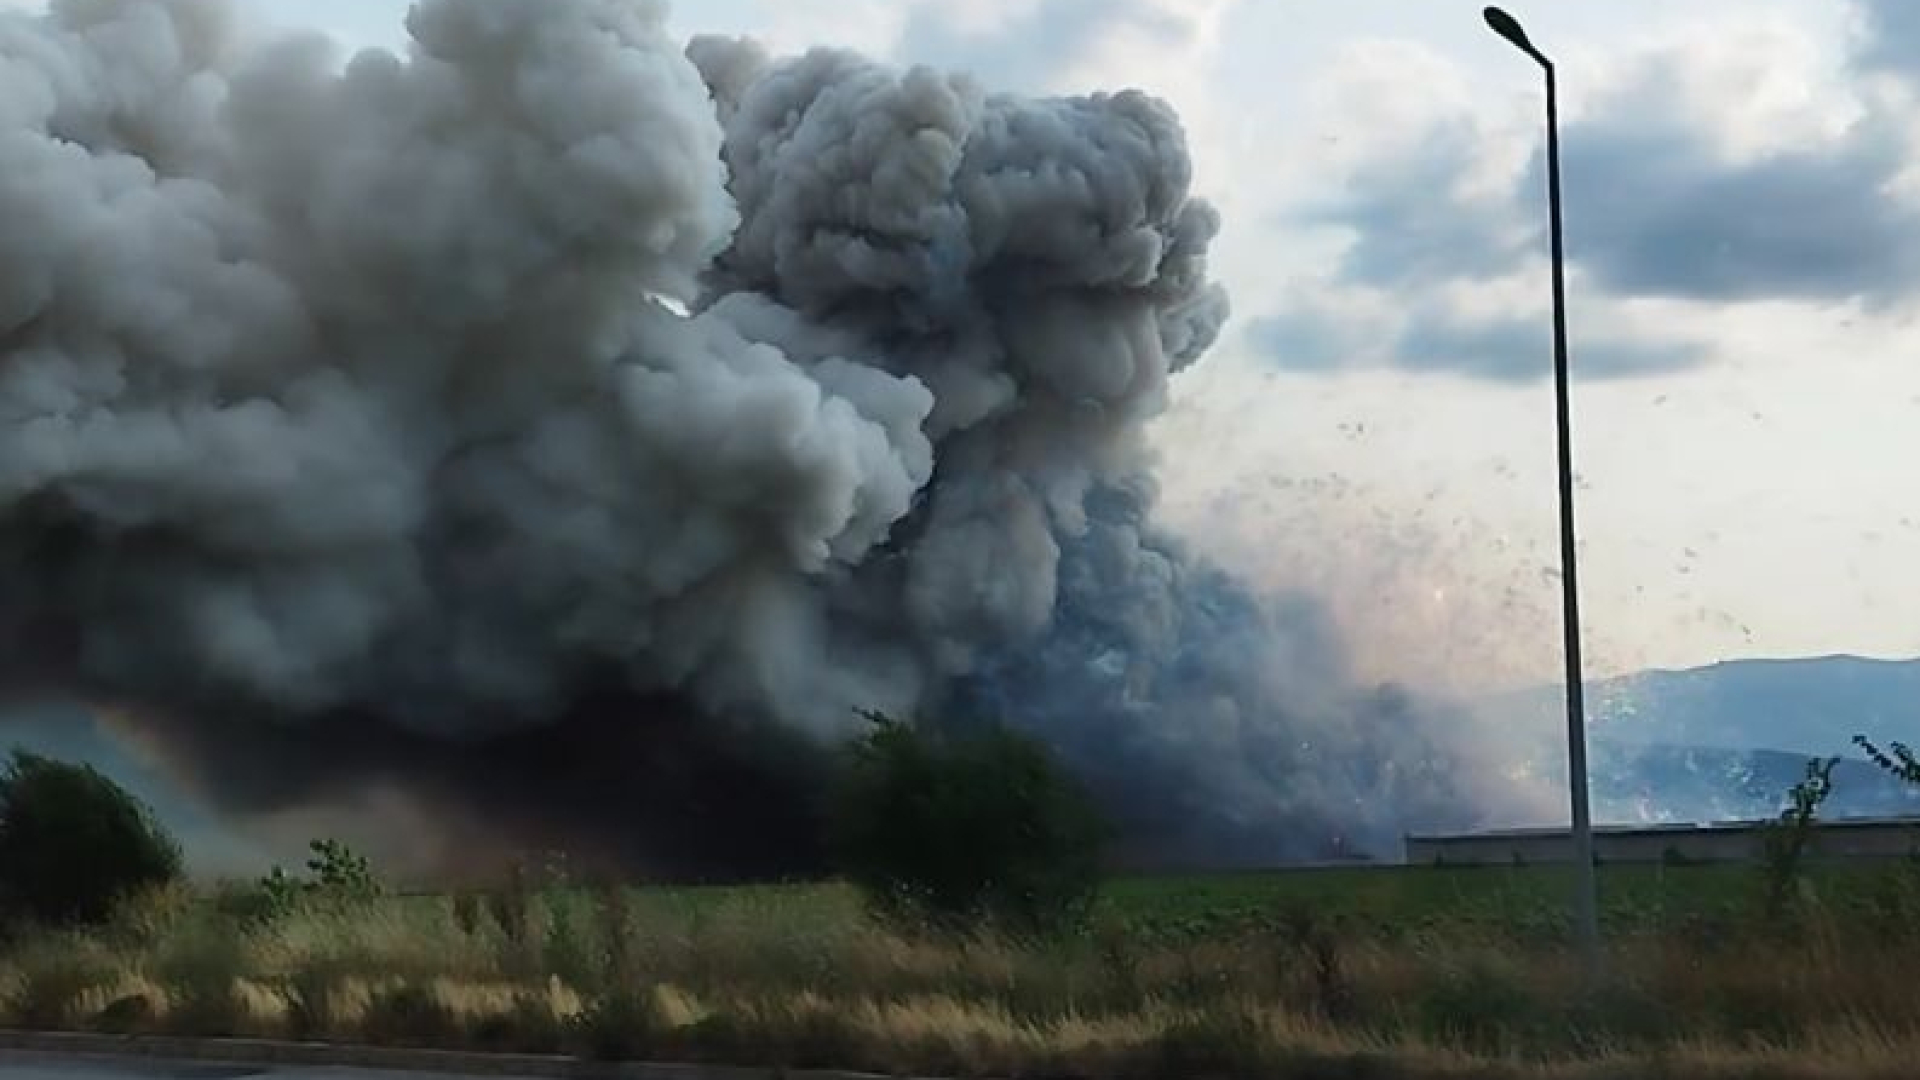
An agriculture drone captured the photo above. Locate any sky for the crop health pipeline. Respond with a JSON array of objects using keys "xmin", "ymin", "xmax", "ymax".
[{"xmin": 8, "ymin": 0, "xmax": 1918, "ymax": 693}]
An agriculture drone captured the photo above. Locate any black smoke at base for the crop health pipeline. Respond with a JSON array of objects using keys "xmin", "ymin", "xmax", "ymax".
[{"xmin": 107, "ymin": 686, "xmax": 838, "ymax": 883}]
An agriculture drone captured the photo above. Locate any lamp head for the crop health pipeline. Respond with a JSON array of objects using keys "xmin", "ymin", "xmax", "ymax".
[{"xmin": 1484, "ymin": 7, "xmax": 1547, "ymax": 64}]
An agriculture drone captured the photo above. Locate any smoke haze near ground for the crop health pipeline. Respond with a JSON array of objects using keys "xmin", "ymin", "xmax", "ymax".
[{"xmin": 0, "ymin": 0, "xmax": 1547, "ymax": 877}]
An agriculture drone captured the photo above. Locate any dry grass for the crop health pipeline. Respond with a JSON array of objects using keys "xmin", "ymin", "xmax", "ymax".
[{"xmin": 3, "ymin": 868, "xmax": 1920, "ymax": 1078}]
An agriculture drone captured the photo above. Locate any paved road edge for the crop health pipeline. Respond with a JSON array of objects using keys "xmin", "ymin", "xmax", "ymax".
[{"xmin": 0, "ymin": 1030, "xmax": 910, "ymax": 1080}]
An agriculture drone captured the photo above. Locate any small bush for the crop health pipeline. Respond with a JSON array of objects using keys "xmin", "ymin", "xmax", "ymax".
[
  {"xmin": 0, "ymin": 750, "xmax": 183, "ymax": 927},
  {"xmin": 244, "ymin": 839, "xmax": 382, "ymax": 923},
  {"xmin": 830, "ymin": 712, "xmax": 1108, "ymax": 938},
  {"xmin": 213, "ymin": 871, "xmax": 304, "ymax": 929},
  {"xmin": 305, "ymin": 838, "xmax": 381, "ymax": 897}
]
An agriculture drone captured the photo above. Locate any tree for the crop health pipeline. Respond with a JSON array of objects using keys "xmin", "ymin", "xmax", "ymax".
[
  {"xmin": 829, "ymin": 712, "xmax": 1108, "ymax": 938},
  {"xmin": 0, "ymin": 750, "xmax": 183, "ymax": 926}
]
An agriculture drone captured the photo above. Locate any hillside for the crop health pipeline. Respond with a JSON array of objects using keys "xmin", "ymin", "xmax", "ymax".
[{"xmin": 1487, "ymin": 655, "xmax": 1920, "ymax": 823}]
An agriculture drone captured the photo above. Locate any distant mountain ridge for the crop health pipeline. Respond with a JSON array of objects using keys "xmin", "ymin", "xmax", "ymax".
[
  {"xmin": 1582, "ymin": 655, "xmax": 1920, "ymax": 758},
  {"xmin": 1484, "ymin": 654, "xmax": 1920, "ymax": 825}
]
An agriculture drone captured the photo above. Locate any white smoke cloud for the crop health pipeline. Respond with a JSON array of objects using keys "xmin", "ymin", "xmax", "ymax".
[{"xmin": 0, "ymin": 0, "xmax": 1223, "ymax": 736}]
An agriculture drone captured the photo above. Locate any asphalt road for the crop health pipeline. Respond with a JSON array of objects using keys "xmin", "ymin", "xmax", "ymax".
[{"xmin": 0, "ymin": 1053, "xmax": 549, "ymax": 1080}]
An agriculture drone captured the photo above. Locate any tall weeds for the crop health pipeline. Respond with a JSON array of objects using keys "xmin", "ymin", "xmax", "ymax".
[{"xmin": 2, "ymin": 867, "xmax": 1918, "ymax": 1079}]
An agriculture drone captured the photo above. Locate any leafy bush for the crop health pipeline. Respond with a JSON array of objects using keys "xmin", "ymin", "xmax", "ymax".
[
  {"xmin": 212, "ymin": 870, "xmax": 304, "ymax": 929},
  {"xmin": 232, "ymin": 839, "xmax": 383, "ymax": 928},
  {"xmin": 304, "ymin": 838, "xmax": 381, "ymax": 896},
  {"xmin": 0, "ymin": 750, "xmax": 183, "ymax": 927},
  {"xmin": 829, "ymin": 712, "xmax": 1108, "ymax": 938}
]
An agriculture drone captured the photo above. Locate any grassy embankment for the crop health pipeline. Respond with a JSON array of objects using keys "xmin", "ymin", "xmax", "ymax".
[{"xmin": 7, "ymin": 862, "xmax": 1920, "ymax": 1079}]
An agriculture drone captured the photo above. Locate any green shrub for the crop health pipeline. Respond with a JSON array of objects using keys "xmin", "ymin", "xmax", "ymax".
[
  {"xmin": 219, "ymin": 839, "xmax": 382, "ymax": 933},
  {"xmin": 0, "ymin": 750, "xmax": 183, "ymax": 927},
  {"xmin": 304, "ymin": 838, "xmax": 381, "ymax": 897},
  {"xmin": 213, "ymin": 871, "xmax": 304, "ymax": 928},
  {"xmin": 829, "ymin": 712, "xmax": 1108, "ymax": 938},
  {"xmin": 251, "ymin": 839, "xmax": 382, "ymax": 913}
]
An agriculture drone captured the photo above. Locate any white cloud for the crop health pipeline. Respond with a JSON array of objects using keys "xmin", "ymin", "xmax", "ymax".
[{"xmin": 1147, "ymin": 0, "xmax": 1920, "ymax": 683}]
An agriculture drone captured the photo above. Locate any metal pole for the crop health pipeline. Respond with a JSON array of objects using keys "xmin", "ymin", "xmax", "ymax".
[
  {"xmin": 1481, "ymin": 7, "xmax": 1599, "ymax": 970},
  {"xmin": 1543, "ymin": 61, "xmax": 1600, "ymax": 969}
]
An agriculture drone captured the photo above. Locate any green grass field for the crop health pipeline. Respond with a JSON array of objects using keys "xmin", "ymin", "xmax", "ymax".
[
  {"xmin": 7, "ymin": 861, "xmax": 1920, "ymax": 1079},
  {"xmin": 613, "ymin": 860, "xmax": 1897, "ymax": 944}
]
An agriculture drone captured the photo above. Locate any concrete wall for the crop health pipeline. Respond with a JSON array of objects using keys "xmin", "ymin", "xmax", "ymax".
[{"xmin": 1405, "ymin": 820, "xmax": 1920, "ymax": 866}]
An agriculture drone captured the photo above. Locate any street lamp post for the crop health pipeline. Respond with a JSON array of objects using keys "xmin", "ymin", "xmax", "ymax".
[{"xmin": 1482, "ymin": 6, "xmax": 1600, "ymax": 969}]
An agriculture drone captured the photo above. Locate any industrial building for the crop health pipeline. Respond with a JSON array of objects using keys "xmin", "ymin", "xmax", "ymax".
[{"xmin": 1405, "ymin": 817, "xmax": 1920, "ymax": 866}]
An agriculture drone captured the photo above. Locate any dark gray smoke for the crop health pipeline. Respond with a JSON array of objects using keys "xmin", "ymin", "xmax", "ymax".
[{"xmin": 0, "ymin": 0, "xmax": 1509, "ymax": 875}]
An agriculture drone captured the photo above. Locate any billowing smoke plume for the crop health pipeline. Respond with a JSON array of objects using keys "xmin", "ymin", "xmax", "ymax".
[{"xmin": 0, "ymin": 0, "xmax": 1511, "ymax": 876}]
